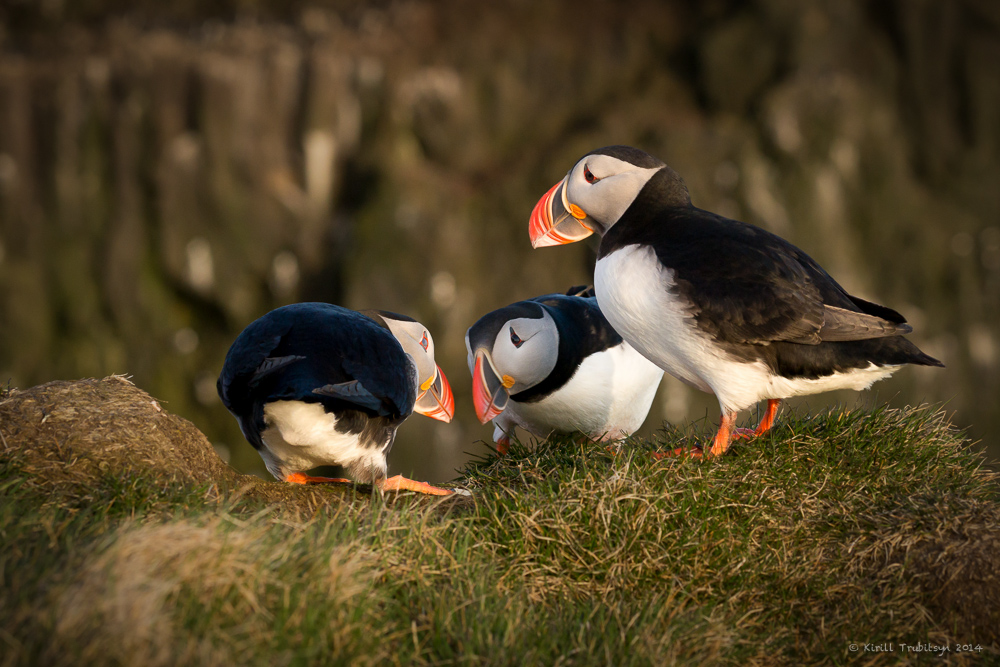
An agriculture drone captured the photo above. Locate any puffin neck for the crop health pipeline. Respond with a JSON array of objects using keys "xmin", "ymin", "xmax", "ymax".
[{"xmin": 598, "ymin": 167, "xmax": 692, "ymax": 260}]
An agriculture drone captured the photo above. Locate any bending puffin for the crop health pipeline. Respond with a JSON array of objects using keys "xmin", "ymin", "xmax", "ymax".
[
  {"xmin": 466, "ymin": 286, "xmax": 663, "ymax": 453},
  {"xmin": 528, "ymin": 145, "xmax": 943, "ymax": 457},
  {"xmin": 218, "ymin": 303, "xmax": 455, "ymax": 494}
]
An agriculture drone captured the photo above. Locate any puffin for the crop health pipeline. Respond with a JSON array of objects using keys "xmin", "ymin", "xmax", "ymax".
[
  {"xmin": 217, "ymin": 302, "xmax": 455, "ymax": 494},
  {"xmin": 466, "ymin": 286, "xmax": 663, "ymax": 453},
  {"xmin": 528, "ymin": 145, "xmax": 943, "ymax": 457}
]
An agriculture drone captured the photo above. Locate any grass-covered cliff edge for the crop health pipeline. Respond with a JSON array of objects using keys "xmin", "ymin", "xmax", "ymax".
[{"xmin": 1, "ymin": 377, "xmax": 998, "ymax": 666}]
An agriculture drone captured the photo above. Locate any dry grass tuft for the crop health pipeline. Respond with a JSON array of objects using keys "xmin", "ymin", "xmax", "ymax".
[{"xmin": 50, "ymin": 516, "xmax": 376, "ymax": 666}]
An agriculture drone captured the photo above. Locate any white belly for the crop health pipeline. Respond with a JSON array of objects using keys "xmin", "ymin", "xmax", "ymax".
[
  {"xmin": 260, "ymin": 400, "xmax": 388, "ymax": 481},
  {"xmin": 503, "ymin": 342, "xmax": 663, "ymax": 441},
  {"xmin": 594, "ymin": 244, "xmax": 900, "ymax": 413}
]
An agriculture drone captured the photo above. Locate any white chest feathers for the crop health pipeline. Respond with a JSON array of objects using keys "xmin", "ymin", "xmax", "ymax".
[
  {"xmin": 498, "ymin": 342, "xmax": 663, "ymax": 442},
  {"xmin": 595, "ymin": 244, "xmax": 723, "ymax": 393},
  {"xmin": 259, "ymin": 400, "xmax": 388, "ymax": 481}
]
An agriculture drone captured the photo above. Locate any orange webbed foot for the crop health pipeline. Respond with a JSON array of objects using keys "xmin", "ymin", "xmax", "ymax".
[{"xmin": 378, "ymin": 474, "xmax": 454, "ymax": 496}]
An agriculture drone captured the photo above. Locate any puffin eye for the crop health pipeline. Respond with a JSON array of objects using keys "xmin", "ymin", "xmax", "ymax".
[
  {"xmin": 509, "ymin": 327, "xmax": 524, "ymax": 348},
  {"xmin": 419, "ymin": 332, "xmax": 429, "ymax": 352},
  {"xmin": 583, "ymin": 164, "xmax": 598, "ymax": 184}
]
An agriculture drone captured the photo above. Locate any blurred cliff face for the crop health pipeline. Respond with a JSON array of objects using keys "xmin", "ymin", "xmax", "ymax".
[{"xmin": 1, "ymin": 0, "xmax": 998, "ymax": 480}]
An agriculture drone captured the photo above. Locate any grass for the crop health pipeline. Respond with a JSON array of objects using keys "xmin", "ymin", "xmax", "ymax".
[{"xmin": 2, "ymin": 404, "xmax": 999, "ymax": 666}]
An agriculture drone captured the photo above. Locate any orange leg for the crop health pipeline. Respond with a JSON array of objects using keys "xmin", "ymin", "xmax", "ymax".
[
  {"xmin": 285, "ymin": 472, "xmax": 352, "ymax": 484},
  {"xmin": 378, "ymin": 474, "xmax": 453, "ymax": 496},
  {"xmin": 496, "ymin": 434, "xmax": 511, "ymax": 456},
  {"xmin": 755, "ymin": 398, "xmax": 780, "ymax": 435},
  {"xmin": 707, "ymin": 411, "xmax": 737, "ymax": 457},
  {"xmin": 732, "ymin": 399, "xmax": 781, "ymax": 441}
]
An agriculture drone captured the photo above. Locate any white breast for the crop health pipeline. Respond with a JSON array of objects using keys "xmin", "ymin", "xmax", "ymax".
[
  {"xmin": 594, "ymin": 244, "xmax": 902, "ymax": 413},
  {"xmin": 503, "ymin": 342, "xmax": 663, "ymax": 441},
  {"xmin": 595, "ymin": 244, "xmax": 741, "ymax": 395},
  {"xmin": 260, "ymin": 400, "xmax": 388, "ymax": 481}
]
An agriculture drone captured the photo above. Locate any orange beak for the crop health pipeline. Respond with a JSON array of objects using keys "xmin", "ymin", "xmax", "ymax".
[
  {"xmin": 471, "ymin": 349, "xmax": 509, "ymax": 424},
  {"xmin": 413, "ymin": 364, "xmax": 455, "ymax": 423},
  {"xmin": 528, "ymin": 177, "xmax": 595, "ymax": 248}
]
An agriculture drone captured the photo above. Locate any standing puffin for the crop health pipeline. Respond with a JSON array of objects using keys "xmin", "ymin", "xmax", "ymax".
[
  {"xmin": 528, "ymin": 145, "xmax": 943, "ymax": 457},
  {"xmin": 466, "ymin": 286, "xmax": 663, "ymax": 453},
  {"xmin": 218, "ymin": 303, "xmax": 455, "ymax": 494}
]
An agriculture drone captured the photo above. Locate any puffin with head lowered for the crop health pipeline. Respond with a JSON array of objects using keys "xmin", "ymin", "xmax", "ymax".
[
  {"xmin": 218, "ymin": 302, "xmax": 455, "ymax": 494},
  {"xmin": 529, "ymin": 145, "xmax": 943, "ymax": 458},
  {"xmin": 466, "ymin": 286, "xmax": 663, "ymax": 452}
]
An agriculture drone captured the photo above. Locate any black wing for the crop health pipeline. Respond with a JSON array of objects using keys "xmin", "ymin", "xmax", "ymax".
[
  {"xmin": 601, "ymin": 184, "xmax": 911, "ymax": 347},
  {"xmin": 217, "ymin": 303, "xmax": 415, "ymax": 447}
]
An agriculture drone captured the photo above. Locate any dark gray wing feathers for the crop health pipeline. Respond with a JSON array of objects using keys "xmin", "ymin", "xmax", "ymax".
[
  {"xmin": 251, "ymin": 355, "xmax": 307, "ymax": 386},
  {"xmin": 313, "ymin": 380, "xmax": 385, "ymax": 413},
  {"xmin": 817, "ymin": 306, "xmax": 913, "ymax": 342}
]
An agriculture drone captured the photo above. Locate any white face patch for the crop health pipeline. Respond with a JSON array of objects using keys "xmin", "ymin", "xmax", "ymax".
[
  {"xmin": 564, "ymin": 154, "xmax": 661, "ymax": 232},
  {"xmin": 489, "ymin": 310, "xmax": 559, "ymax": 393},
  {"xmin": 382, "ymin": 317, "xmax": 436, "ymax": 391}
]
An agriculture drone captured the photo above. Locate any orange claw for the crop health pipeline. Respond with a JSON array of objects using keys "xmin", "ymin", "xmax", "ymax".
[
  {"xmin": 378, "ymin": 474, "xmax": 454, "ymax": 496},
  {"xmin": 285, "ymin": 472, "xmax": 353, "ymax": 484},
  {"xmin": 652, "ymin": 447, "xmax": 704, "ymax": 460}
]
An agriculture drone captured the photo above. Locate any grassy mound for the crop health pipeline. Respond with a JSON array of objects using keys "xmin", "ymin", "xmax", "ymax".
[{"xmin": 1, "ymin": 378, "xmax": 997, "ymax": 665}]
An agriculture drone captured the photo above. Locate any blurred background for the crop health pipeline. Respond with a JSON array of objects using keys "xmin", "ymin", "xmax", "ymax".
[{"xmin": 2, "ymin": 0, "xmax": 998, "ymax": 482}]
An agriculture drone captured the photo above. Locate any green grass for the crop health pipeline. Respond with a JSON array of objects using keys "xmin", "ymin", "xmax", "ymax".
[{"xmin": 2, "ymin": 406, "xmax": 998, "ymax": 666}]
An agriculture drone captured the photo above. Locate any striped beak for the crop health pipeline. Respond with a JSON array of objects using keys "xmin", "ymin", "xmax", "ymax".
[
  {"xmin": 414, "ymin": 364, "xmax": 455, "ymax": 423},
  {"xmin": 471, "ymin": 349, "xmax": 510, "ymax": 424},
  {"xmin": 528, "ymin": 177, "xmax": 595, "ymax": 248}
]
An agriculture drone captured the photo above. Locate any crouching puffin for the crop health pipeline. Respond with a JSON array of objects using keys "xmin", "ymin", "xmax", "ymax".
[
  {"xmin": 218, "ymin": 303, "xmax": 455, "ymax": 494},
  {"xmin": 529, "ymin": 145, "xmax": 943, "ymax": 457},
  {"xmin": 466, "ymin": 286, "xmax": 663, "ymax": 453}
]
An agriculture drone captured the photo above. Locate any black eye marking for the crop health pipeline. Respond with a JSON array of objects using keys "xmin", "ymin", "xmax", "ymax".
[
  {"xmin": 509, "ymin": 327, "xmax": 524, "ymax": 348},
  {"xmin": 419, "ymin": 332, "xmax": 429, "ymax": 352},
  {"xmin": 584, "ymin": 164, "xmax": 598, "ymax": 184}
]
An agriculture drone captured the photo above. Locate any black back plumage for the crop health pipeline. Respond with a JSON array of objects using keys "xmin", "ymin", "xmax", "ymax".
[
  {"xmin": 217, "ymin": 303, "xmax": 416, "ymax": 452},
  {"xmin": 598, "ymin": 168, "xmax": 943, "ymax": 375},
  {"xmin": 467, "ymin": 290, "xmax": 624, "ymax": 404}
]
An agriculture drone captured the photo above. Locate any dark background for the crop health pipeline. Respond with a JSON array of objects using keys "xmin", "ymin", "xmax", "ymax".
[{"xmin": 2, "ymin": 0, "xmax": 998, "ymax": 482}]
